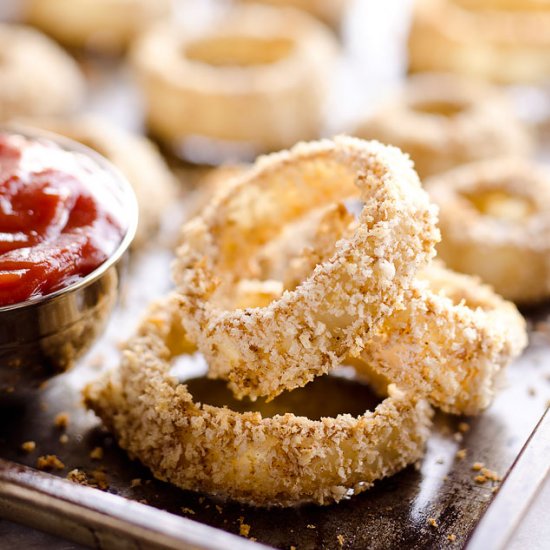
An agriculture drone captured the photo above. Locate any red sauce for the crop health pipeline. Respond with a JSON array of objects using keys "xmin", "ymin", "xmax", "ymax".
[{"xmin": 0, "ymin": 133, "xmax": 126, "ymax": 306}]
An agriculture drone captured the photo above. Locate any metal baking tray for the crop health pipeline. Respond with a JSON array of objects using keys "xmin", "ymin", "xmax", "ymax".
[{"xmin": 1, "ymin": 2, "xmax": 550, "ymax": 548}]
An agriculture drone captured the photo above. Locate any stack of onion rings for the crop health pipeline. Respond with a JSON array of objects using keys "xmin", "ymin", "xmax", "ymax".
[{"xmin": 86, "ymin": 137, "xmax": 527, "ymax": 507}]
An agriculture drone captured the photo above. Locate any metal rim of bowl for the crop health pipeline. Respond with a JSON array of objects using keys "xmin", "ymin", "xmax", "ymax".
[{"xmin": 0, "ymin": 124, "xmax": 139, "ymax": 313}]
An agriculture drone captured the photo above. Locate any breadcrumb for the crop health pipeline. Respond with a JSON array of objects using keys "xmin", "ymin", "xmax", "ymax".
[
  {"xmin": 472, "ymin": 462, "xmax": 484, "ymax": 471},
  {"xmin": 130, "ymin": 478, "xmax": 142, "ymax": 488},
  {"xmin": 89, "ymin": 446, "xmax": 104, "ymax": 460},
  {"xmin": 448, "ymin": 534, "xmax": 457, "ymax": 542},
  {"xmin": 37, "ymin": 455, "xmax": 65, "ymax": 471},
  {"xmin": 53, "ymin": 412, "xmax": 70, "ymax": 429},
  {"xmin": 428, "ymin": 517, "xmax": 438, "ymax": 528},
  {"xmin": 181, "ymin": 507, "xmax": 195, "ymax": 515},
  {"xmin": 458, "ymin": 422, "xmax": 470, "ymax": 433},
  {"xmin": 21, "ymin": 441, "xmax": 36, "ymax": 453},
  {"xmin": 59, "ymin": 434, "xmax": 69, "ymax": 444},
  {"xmin": 337, "ymin": 534, "xmax": 345, "ymax": 547},
  {"xmin": 456, "ymin": 449, "xmax": 467, "ymax": 460}
]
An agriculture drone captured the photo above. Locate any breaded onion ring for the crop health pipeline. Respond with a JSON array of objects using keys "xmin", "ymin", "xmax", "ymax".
[
  {"xmin": 15, "ymin": 116, "xmax": 177, "ymax": 249},
  {"xmin": 84, "ymin": 294, "xmax": 432, "ymax": 506},
  {"xmin": 0, "ymin": 24, "xmax": 84, "ymax": 120},
  {"xmin": 131, "ymin": 5, "xmax": 339, "ymax": 157},
  {"xmin": 351, "ymin": 263, "xmax": 527, "ymax": 415},
  {"xmin": 25, "ymin": 0, "xmax": 171, "ymax": 53},
  {"xmin": 237, "ymin": 0, "xmax": 349, "ymax": 29},
  {"xmin": 425, "ymin": 158, "xmax": 550, "ymax": 303},
  {"xmin": 353, "ymin": 73, "xmax": 532, "ymax": 178},
  {"xmin": 174, "ymin": 137, "xmax": 439, "ymax": 401},
  {"xmin": 230, "ymin": 204, "xmax": 526, "ymax": 415},
  {"xmin": 408, "ymin": 0, "xmax": 550, "ymax": 83}
]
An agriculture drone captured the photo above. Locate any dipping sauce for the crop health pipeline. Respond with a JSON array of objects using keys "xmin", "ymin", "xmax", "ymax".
[{"xmin": 0, "ymin": 133, "xmax": 126, "ymax": 306}]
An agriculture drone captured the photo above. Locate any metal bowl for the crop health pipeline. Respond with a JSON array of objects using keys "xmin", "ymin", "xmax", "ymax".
[{"xmin": 0, "ymin": 127, "xmax": 138, "ymax": 400}]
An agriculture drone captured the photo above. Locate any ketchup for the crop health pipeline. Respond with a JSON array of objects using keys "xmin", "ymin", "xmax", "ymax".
[{"xmin": 0, "ymin": 133, "xmax": 126, "ymax": 306}]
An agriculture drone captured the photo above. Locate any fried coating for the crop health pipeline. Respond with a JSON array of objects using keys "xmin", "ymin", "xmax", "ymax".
[
  {"xmin": 84, "ymin": 294, "xmax": 432, "ymax": 507},
  {"xmin": 174, "ymin": 137, "xmax": 439, "ymax": 401}
]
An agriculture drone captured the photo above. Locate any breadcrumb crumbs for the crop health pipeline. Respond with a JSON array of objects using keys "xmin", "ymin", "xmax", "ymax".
[
  {"xmin": 89, "ymin": 446, "xmax": 104, "ymax": 460},
  {"xmin": 474, "ymin": 475, "xmax": 487, "ymax": 484},
  {"xmin": 67, "ymin": 469, "xmax": 91, "ymax": 486},
  {"xmin": 448, "ymin": 534, "xmax": 457, "ymax": 542},
  {"xmin": 59, "ymin": 434, "xmax": 69, "ymax": 444},
  {"xmin": 21, "ymin": 441, "xmax": 36, "ymax": 453},
  {"xmin": 456, "ymin": 449, "xmax": 467, "ymax": 460},
  {"xmin": 53, "ymin": 412, "xmax": 70, "ymax": 429},
  {"xmin": 307, "ymin": 524, "xmax": 316, "ymax": 529},
  {"xmin": 458, "ymin": 422, "xmax": 470, "ymax": 433},
  {"xmin": 238, "ymin": 517, "xmax": 251, "ymax": 538},
  {"xmin": 428, "ymin": 517, "xmax": 438, "ymax": 528},
  {"xmin": 337, "ymin": 534, "xmax": 345, "ymax": 547},
  {"xmin": 215, "ymin": 505, "xmax": 223, "ymax": 514},
  {"xmin": 37, "ymin": 455, "xmax": 65, "ymax": 471},
  {"xmin": 130, "ymin": 478, "xmax": 142, "ymax": 488},
  {"xmin": 453, "ymin": 432, "xmax": 463, "ymax": 442},
  {"xmin": 481, "ymin": 468, "xmax": 501, "ymax": 482},
  {"xmin": 472, "ymin": 462, "xmax": 484, "ymax": 471},
  {"xmin": 181, "ymin": 507, "xmax": 195, "ymax": 515}
]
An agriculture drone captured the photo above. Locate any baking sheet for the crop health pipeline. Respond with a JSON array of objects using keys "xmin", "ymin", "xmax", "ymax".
[{"xmin": 1, "ymin": 1, "xmax": 550, "ymax": 548}]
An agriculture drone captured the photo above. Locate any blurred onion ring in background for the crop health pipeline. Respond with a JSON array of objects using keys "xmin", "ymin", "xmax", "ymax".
[
  {"xmin": 426, "ymin": 158, "xmax": 550, "ymax": 303},
  {"xmin": 131, "ymin": 4, "xmax": 339, "ymax": 157},
  {"xmin": 174, "ymin": 137, "xmax": 439, "ymax": 401},
  {"xmin": 0, "ymin": 24, "xmax": 84, "ymax": 120},
  {"xmin": 25, "ymin": 0, "xmax": 171, "ymax": 53},
  {"xmin": 84, "ymin": 293, "xmax": 433, "ymax": 507},
  {"xmin": 408, "ymin": 0, "xmax": 550, "ymax": 83},
  {"xmin": 237, "ymin": 0, "xmax": 349, "ymax": 30},
  {"xmin": 352, "ymin": 73, "xmax": 532, "ymax": 178}
]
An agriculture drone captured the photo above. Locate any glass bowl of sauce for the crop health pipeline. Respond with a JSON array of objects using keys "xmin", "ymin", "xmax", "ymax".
[{"xmin": 0, "ymin": 127, "xmax": 138, "ymax": 400}]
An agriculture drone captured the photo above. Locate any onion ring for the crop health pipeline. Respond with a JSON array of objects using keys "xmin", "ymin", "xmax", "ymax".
[
  {"xmin": 352, "ymin": 73, "xmax": 532, "ymax": 178},
  {"xmin": 351, "ymin": 262, "xmax": 527, "ymax": 415},
  {"xmin": 174, "ymin": 137, "xmax": 439, "ymax": 401},
  {"xmin": 425, "ymin": 158, "xmax": 550, "ymax": 303},
  {"xmin": 237, "ymin": 0, "xmax": 349, "ymax": 29},
  {"xmin": 212, "ymin": 199, "xmax": 526, "ymax": 415},
  {"xmin": 131, "ymin": 4, "xmax": 339, "ymax": 156},
  {"xmin": 25, "ymin": 0, "xmax": 171, "ymax": 53},
  {"xmin": 0, "ymin": 24, "xmax": 84, "ymax": 120},
  {"xmin": 408, "ymin": 0, "xmax": 550, "ymax": 83},
  {"xmin": 84, "ymin": 294, "xmax": 432, "ymax": 506}
]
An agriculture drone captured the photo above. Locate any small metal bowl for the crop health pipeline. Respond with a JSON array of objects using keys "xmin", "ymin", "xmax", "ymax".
[{"xmin": 0, "ymin": 127, "xmax": 138, "ymax": 400}]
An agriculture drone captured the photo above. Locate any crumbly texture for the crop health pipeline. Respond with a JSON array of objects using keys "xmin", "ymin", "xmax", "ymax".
[
  {"xmin": 16, "ymin": 115, "xmax": 177, "ymax": 249},
  {"xmin": 25, "ymin": 0, "xmax": 171, "ymax": 53},
  {"xmin": 426, "ymin": 158, "xmax": 550, "ymax": 303},
  {"xmin": 131, "ymin": 4, "xmax": 339, "ymax": 151},
  {"xmin": 36, "ymin": 455, "xmax": 65, "ymax": 471},
  {"xmin": 174, "ymin": 137, "xmax": 439, "ymax": 401},
  {"xmin": 408, "ymin": 0, "xmax": 550, "ymax": 83},
  {"xmin": 84, "ymin": 294, "xmax": 432, "ymax": 507},
  {"xmin": 353, "ymin": 73, "xmax": 532, "ymax": 178},
  {"xmin": 0, "ymin": 24, "xmax": 84, "ymax": 120},
  {"xmin": 353, "ymin": 262, "xmax": 527, "ymax": 415}
]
